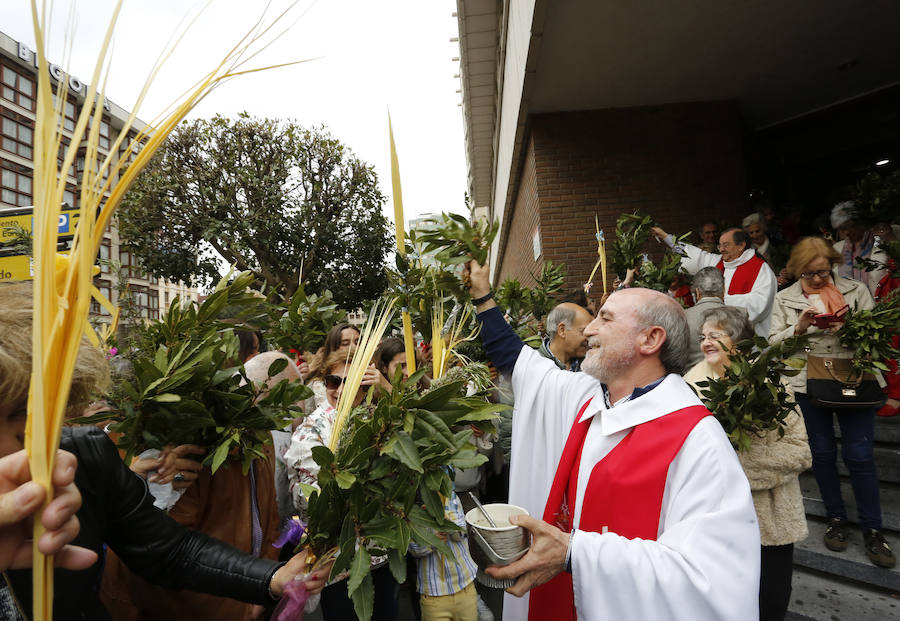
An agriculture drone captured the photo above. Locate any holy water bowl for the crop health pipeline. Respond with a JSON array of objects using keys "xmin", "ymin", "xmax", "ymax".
[{"xmin": 464, "ymin": 503, "xmax": 530, "ymax": 589}]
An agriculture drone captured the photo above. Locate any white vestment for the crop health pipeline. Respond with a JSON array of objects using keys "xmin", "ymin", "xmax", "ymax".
[
  {"xmin": 504, "ymin": 346, "xmax": 759, "ymax": 621},
  {"xmin": 671, "ymin": 238, "xmax": 777, "ymax": 337}
]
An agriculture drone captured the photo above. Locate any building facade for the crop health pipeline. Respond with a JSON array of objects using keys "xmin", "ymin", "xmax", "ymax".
[
  {"xmin": 0, "ymin": 29, "xmax": 199, "ymax": 320},
  {"xmin": 455, "ymin": 1, "xmax": 900, "ymax": 296}
]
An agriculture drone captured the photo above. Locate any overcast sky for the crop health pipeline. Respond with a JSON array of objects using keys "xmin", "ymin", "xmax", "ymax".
[{"xmin": 0, "ymin": 0, "xmax": 468, "ymax": 225}]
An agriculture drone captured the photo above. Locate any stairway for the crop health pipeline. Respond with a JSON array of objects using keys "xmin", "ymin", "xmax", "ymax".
[{"xmin": 787, "ymin": 415, "xmax": 900, "ymax": 620}]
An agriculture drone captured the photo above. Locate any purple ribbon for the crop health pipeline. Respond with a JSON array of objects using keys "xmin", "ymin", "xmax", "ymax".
[{"xmin": 273, "ymin": 518, "xmax": 306, "ymax": 550}]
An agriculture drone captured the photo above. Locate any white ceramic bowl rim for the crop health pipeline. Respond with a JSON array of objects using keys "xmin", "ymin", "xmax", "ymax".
[{"xmin": 465, "ymin": 503, "xmax": 530, "ymax": 532}]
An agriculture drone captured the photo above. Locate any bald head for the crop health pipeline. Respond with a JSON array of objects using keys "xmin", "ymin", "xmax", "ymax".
[
  {"xmin": 244, "ymin": 351, "xmax": 302, "ymax": 388},
  {"xmin": 602, "ymin": 288, "xmax": 690, "ymax": 375}
]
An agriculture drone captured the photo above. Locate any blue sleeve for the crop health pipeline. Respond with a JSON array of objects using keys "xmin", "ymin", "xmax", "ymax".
[{"xmin": 477, "ymin": 306, "xmax": 524, "ymax": 375}]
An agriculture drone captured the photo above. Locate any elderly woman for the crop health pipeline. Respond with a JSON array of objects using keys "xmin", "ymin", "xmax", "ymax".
[
  {"xmin": 684, "ymin": 306, "xmax": 811, "ymax": 621},
  {"xmin": 284, "ymin": 348, "xmax": 397, "ymax": 621},
  {"xmin": 770, "ymin": 237, "xmax": 894, "ymax": 569}
]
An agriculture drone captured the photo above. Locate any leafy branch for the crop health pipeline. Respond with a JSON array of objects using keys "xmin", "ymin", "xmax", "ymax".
[
  {"xmin": 267, "ymin": 286, "xmax": 348, "ymax": 354},
  {"xmin": 836, "ymin": 292, "xmax": 900, "ymax": 377},
  {"xmin": 414, "ymin": 213, "xmax": 499, "ymax": 266},
  {"xmin": 75, "ymin": 272, "xmax": 310, "ymax": 473},
  {"xmin": 694, "ymin": 336, "xmax": 808, "ymax": 452},
  {"xmin": 301, "ymin": 368, "xmax": 508, "ymax": 619}
]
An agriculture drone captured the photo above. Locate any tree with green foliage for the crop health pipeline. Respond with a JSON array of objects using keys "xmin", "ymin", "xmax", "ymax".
[{"xmin": 117, "ymin": 113, "xmax": 391, "ymax": 309}]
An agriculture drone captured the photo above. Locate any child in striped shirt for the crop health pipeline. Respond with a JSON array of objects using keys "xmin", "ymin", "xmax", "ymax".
[{"xmin": 409, "ymin": 488, "xmax": 480, "ymax": 621}]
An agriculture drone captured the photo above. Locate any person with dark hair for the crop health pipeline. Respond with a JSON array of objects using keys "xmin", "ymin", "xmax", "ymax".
[
  {"xmin": 374, "ymin": 337, "xmax": 408, "ymax": 383},
  {"xmin": 237, "ymin": 328, "xmax": 264, "ymax": 363},
  {"xmin": 698, "ymin": 221, "xmax": 719, "ymax": 253},
  {"xmin": 461, "ymin": 261, "xmax": 758, "ymax": 621},
  {"xmin": 653, "ymin": 225, "xmax": 777, "ymax": 337},
  {"xmin": 304, "ymin": 323, "xmax": 363, "ymax": 412}
]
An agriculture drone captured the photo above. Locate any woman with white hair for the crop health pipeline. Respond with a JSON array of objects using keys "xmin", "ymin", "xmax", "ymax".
[
  {"xmin": 684, "ymin": 306, "xmax": 811, "ymax": 621},
  {"xmin": 830, "ymin": 201, "xmax": 890, "ymax": 295}
]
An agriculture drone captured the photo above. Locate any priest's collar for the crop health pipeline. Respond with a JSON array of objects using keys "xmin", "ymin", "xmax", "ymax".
[{"xmin": 580, "ymin": 374, "xmax": 704, "ymax": 436}]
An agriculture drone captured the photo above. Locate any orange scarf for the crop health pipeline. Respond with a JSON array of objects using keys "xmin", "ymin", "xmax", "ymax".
[{"xmin": 801, "ymin": 278, "xmax": 847, "ymax": 314}]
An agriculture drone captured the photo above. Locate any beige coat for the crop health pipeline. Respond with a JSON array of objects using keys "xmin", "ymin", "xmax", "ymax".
[
  {"xmin": 685, "ymin": 361, "xmax": 811, "ymax": 546},
  {"xmin": 769, "ymin": 274, "xmax": 875, "ymax": 394}
]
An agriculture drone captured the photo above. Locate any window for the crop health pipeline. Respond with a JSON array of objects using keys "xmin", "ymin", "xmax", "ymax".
[
  {"xmin": 1, "ymin": 113, "xmax": 33, "ymax": 159},
  {"xmin": 99, "ymin": 119, "xmax": 111, "ymax": 150},
  {"xmin": 1, "ymin": 65, "xmax": 34, "ymax": 111},
  {"xmin": 1, "ymin": 162, "xmax": 31, "ymax": 207},
  {"xmin": 148, "ymin": 288, "xmax": 159, "ymax": 319},
  {"xmin": 63, "ymin": 99, "xmax": 76, "ymax": 132},
  {"xmin": 98, "ymin": 237, "xmax": 111, "ymax": 274},
  {"xmin": 90, "ymin": 278, "xmax": 112, "ymax": 316},
  {"xmin": 126, "ymin": 285, "xmax": 158, "ymax": 319},
  {"xmin": 62, "ymin": 186, "xmax": 76, "ymax": 208},
  {"xmin": 119, "ymin": 247, "xmax": 146, "ymax": 279}
]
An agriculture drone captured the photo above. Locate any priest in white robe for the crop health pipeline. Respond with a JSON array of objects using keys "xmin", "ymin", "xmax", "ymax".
[
  {"xmin": 464, "ymin": 261, "xmax": 760, "ymax": 621},
  {"xmin": 652, "ymin": 225, "xmax": 777, "ymax": 337}
]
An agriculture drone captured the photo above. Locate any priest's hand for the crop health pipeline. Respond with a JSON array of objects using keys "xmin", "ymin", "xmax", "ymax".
[{"xmin": 485, "ymin": 514, "xmax": 568, "ymax": 597}]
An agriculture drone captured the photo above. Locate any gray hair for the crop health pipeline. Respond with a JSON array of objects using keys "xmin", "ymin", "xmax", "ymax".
[
  {"xmin": 700, "ymin": 306, "xmax": 754, "ymax": 341},
  {"xmin": 741, "ymin": 212, "xmax": 763, "ymax": 228},
  {"xmin": 634, "ymin": 295, "xmax": 690, "ymax": 375},
  {"xmin": 692, "ymin": 267, "xmax": 724, "ymax": 298},
  {"xmin": 546, "ymin": 303, "xmax": 577, "ymax": 339}
]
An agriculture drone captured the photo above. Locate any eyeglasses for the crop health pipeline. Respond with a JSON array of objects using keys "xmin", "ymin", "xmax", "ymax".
[
  {"xmin": 800, "ymin": 270, "xmax": 831, "ymax": 280},
  {"xmin": 698, "ymin": 331, "xmax": 728, "ymax": 343},
  {"xmin": 324, "ymin": 374, "xmax": 348, "ymax": 390}
]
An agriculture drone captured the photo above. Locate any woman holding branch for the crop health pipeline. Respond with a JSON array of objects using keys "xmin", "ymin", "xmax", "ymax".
[
  {"xmin": 284, "ymin": 347, "xmax": 399, "ymax": 620},
  {"xmin": 684, "ymin": 306, "xmax": 811, "ymax": 621},
  {"xmin": 770, "ymin": 237, "xmax": 894, "ymax": 568}
]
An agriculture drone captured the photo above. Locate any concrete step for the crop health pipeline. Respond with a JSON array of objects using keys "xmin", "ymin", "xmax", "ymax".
[
  {"xmin": 794, "ymin": 518, "xmax": 900, "ymax": 592},
  {"xmin": 822, "ymin": 446, "xmax": 900, "ymax": 484},
  {"xmin": 787, "ymin": 566, "xmax": 900, "ymax": 620},
  {"xmin": 833, "ymin": 414, "xmax": 900, "ymax": 444},
  {"xmin": 800, "ymin": 473, "xmax": 900, "ymax": 532}
]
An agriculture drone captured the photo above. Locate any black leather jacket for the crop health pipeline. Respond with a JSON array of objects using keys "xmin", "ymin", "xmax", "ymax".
[{"xmin": 6, "ymin": 427, "xmax": 282, "ymax": 620}]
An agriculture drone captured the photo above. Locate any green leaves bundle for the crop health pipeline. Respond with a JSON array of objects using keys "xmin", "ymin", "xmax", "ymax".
[
  {"xmin": 76, "ymin": 272, "xmax": 311, "ymax": 473},
  {"xmin": 267, "ymin": 286, "xmax": 348, "ymax": 354},
  {"xmin": 528, "ymin": 260, "xmax": 566, "ymax": 321},
  {"xmin": 415, "ymin": 213, "xmax": 499, "ymax": 266},
  {"xmin": 610, "ymin": 212, "xmax": 655, "ymax": 279},
  {"xmin": 855, "ymin": 240, "xmax": 900, "ymax": 279},
  {"xmin": 836, "ymin": 291, "xmax": 900, "ymax": 376},
  {"xmin": 694, "ymin": 336, "xmax": 807, "ymax": 452},
  {"xmin": 301, "ymin": 369, "xmax": 507, "ymax": 620},
  {"xmin": 632, "ymin": 249, "xmax": 688, "ymax": 293}
]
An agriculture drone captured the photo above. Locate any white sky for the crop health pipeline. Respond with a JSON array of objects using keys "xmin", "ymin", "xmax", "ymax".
[{"xmin": 0, "ymin": 0, "xmax": 469, "ymax": 225}]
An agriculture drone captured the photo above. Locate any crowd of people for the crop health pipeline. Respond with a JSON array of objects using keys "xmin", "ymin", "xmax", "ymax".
[{"xmin": 0, "ymin": 198, "xmax": 897, "ymax": 621}]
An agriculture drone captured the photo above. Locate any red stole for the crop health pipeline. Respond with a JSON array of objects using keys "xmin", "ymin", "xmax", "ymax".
[
  {"xmin": 527, "ymin": 401, "xmax": 710, "ymax": 621},
  {"xmin": 716, "ymin": 254, "xmax": 765, "ymax": 295}
]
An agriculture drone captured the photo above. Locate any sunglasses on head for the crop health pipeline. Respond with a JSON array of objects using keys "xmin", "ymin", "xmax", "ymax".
[{"xmin": 324, "ymin": 374, "xmax": 348, "ymax": 390}]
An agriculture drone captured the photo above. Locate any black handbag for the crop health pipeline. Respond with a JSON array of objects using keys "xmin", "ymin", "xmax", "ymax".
[{"xmin": 806, "ymin": 355, "xmax": 885, "ymax": 409}]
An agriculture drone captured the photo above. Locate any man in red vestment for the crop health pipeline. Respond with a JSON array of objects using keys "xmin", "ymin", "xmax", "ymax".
[{"xmin": 463, "ymin": 261, "xmax": 759, "ymax": 621}]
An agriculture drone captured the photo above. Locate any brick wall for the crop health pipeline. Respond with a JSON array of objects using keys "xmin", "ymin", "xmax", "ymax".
[{"xmin": 497, "ymin": 101, "xmax": 749, "ymax": 299}]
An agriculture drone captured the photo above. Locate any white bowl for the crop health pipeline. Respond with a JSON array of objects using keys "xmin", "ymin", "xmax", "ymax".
[{"xmin": 464, "ymin": 503, "xmax": 530, "ymax": 588}]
